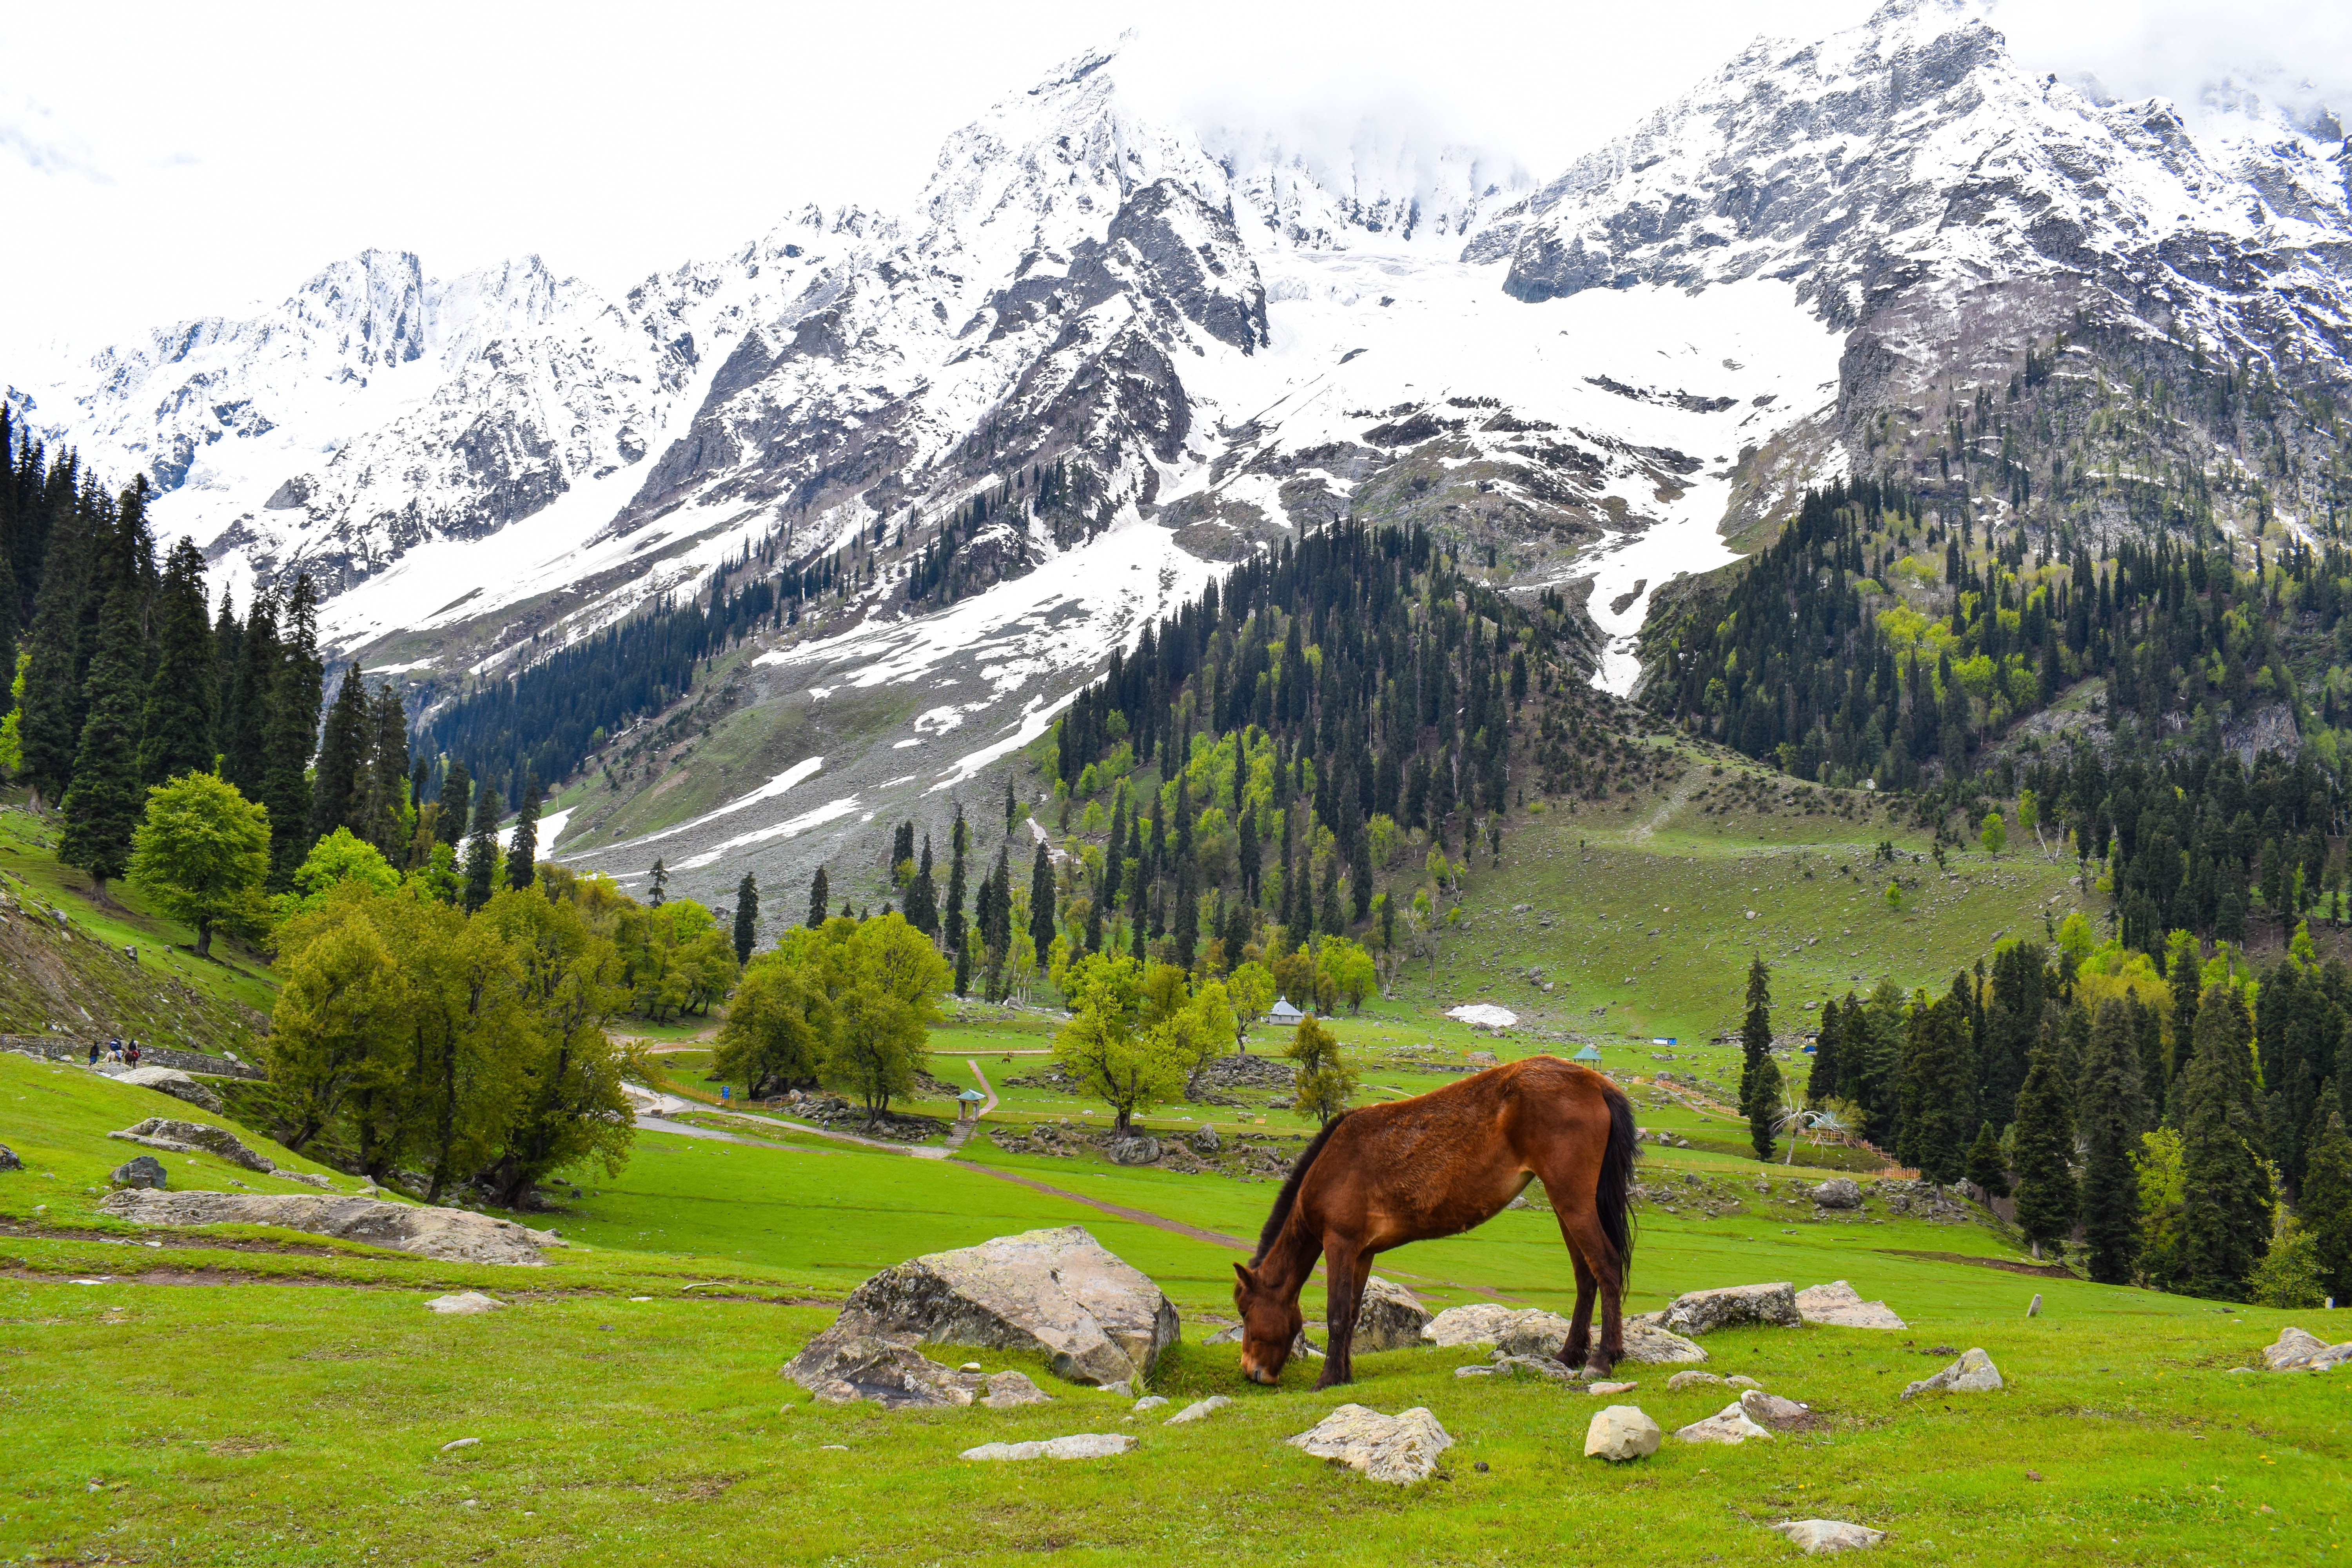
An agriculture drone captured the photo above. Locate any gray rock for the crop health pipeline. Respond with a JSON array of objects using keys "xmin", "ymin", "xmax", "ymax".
[
  {"xmin": 1287, "ymin": 1405, "xmax": 1454, "ymax": 1485},
  {"xmin": 115, "ymin": 1066, "xmax": 223, "ymax": 1113},
  {"xmin": 1426, "ymin": 1301, "xmax": 1704, "ymax": 1365},
  {"xmin": 1585, "ymin": 1379, "xmax": 1638, "ymax": 1396},
  {"xmin": 1584, "ymin": 1405, "xmax": 1661, "ymax": 1461},
  {"xmin": 109, "ymin": 1155, "xmax": 168, "ymax": 1189},
  {"xmin": 1657, "ymin": 1282, "xmax": 1801, "ymax": 1336},
  {"xmin": 1666, "ymin": 1370, "xmax": 1724, "ymax": 1390},
  {"xmin": 1187, "ymin": 1125, "xmax": 1221, "ymax": 1154},
  {"xmin": 0, "ymin": 1144, "xmax": 22, "ymax": 1172},
  {"xmin": 1490, "ymin": 1352, "xmax": 1579, "ymax": 1382},
  {"xmin": 784, "ymin": 1333, "xmax": 985, "ymax": 1408},
  {"xmin": 982, "ymin": 1370, "xmax": 1054, "ymax": 1408},
  {"xmin": 1164, "ymin": 1394, "xmax": 1231, "ymax": 1425},
  {"xmin": 99, "ymin": 1189, "xmax": 563, "ymax": 1265},
  {"xmin": 1453, "ymin": 1365, "xmax": 1497, "ymax": 1377},
  {"xmin": 1105, "ymin": 1134, "xmax": 1161, "ymax": 1167},
  {"xmin": 1738, "ymin": 1389, "xmax": 1813, "ymax": 1430},
  {"xmin": 425, "ymin": 1292, "xmax": 506, "ymax": 1315},
  {"xmin": 1132, "ymin": 1395, "xmax": 1170, "ymax": 1412},
  {"xmin": 2026, "ymin": 1293, "xmax": 2042, "ymax": 1318},
  {"xmin": 1674, "ymin": 1401, "xmax": 1775, "ymax": 1445},
  {"xmin": 1355, "ymin": 1276, "xmax": 1432, "ymax": 1351},
  {"xmin": 1421, "ymin": 1302, "xmax": 1524, "ymax": 1347},
  {"xmin": 1724, "ymin": 1374, "xmax": 1762, "ymax": 1389},
  {"xmin": 1622, "ymin": 1321, "xmax": 1710, "ymax": 1364},
  {"xmin": 439, "ymin": 1437, "xmax": 480, "ymax": 1452},
  {"xmin": 960, "ymin": 1433, "xmax": 1135, "ymax": 1461},
  {"xmin": 1493, "ymin": 1309, "xmax": 1578, "ymax": 1359},
  {"xmin": 817, "ymin": 1225, "xmax": 1179, "ymax": 1386},
  {"xmin": 1811, "ymin": 1178, "xmax": 1863, "ymax": 1210},
  {"xmin": 1770, "ymin": 1519, "xmax": 1886, "ymax": 1555},
  {"xmin": 1796, "ymin": 1280, "xmax": 1906, "ymax": 1330},
  {"xmin": 1900, "ymin": 1348, "xmax": 2002, "ymax": 1400},
  {"xmin": 2261, "ymin": 1326, "xmax": 2352, "ymax": 1372},
  {"xmin": 108, "ymin": 1118, "xmax": 276, "ymax": 1173}
]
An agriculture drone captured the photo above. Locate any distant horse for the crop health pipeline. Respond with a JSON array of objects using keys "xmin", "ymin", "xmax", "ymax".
[{"xmin": 1231, "ymin": 1056, "xmax": 1636, "ymax": 1388}]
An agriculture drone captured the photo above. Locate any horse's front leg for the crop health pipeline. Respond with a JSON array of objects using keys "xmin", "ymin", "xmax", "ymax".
[{"xmin": 1316, "ymin": 1241, "xmax": 1362, "ymax": 1389}]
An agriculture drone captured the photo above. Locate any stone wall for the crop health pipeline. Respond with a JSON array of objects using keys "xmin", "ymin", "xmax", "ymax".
[{"xmin": 1, "ymin": 1036, "xmax": 267, "ymax": 1081}]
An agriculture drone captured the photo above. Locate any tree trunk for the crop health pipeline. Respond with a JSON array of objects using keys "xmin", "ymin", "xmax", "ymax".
[{"xmin": 194, "ymin": 919, "xmax": 214, "ymax": 958}]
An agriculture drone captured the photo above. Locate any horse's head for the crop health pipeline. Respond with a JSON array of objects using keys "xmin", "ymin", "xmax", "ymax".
[{"xmin": 1231, "ymin": 1261, "xmax": 1302, "ymax": 1385}]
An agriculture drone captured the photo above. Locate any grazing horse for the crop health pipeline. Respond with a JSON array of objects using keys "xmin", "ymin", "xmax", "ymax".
[{"xmin": 1231, "ymin": 1055, "xmax": 1636, "ymax": 1388}]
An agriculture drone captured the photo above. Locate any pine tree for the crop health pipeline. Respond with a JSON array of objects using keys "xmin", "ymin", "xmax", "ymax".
[
  {"xmin": 906, "ymin": 835, "xmax": 938, "ymax": 937},
  {"xmin": 944, "ymin": 807, "xmax": 969, "ymax": 955},
  {"xmin": 1901, "ymin": 987, "xmax": 1975, "ymax": 1186},
  {"xmin": 57, "ymin": 571, "xmax": 147, "ymax": 895},
  {"xmin": 984, "ymin": 846, "xmax": 1012, "ymax": 956},
  {"xmin": 310, "ymin": 665, "xmax": 370, "ymax": 843},
  {"xmin": 1174, "ymin": 860, "xmax": 1199, "ymax": 969},
  {"xmin": 1028, "ymin": 843, "xmax": 1056, "ymax": 962},
  {"xmin": 262, "ymin": 575, "xmax": 324, "ymax": 887},
  {"xmin": 210, "ymin": 588, "xmax": 241, "ymax": 762},
  {"xmin": 1740, "ymin": 956, "xmax": 1776, "ymax": 1160},
  {"xmin": 436, "ymin": 761, "xmax": 472, "ymax": 847},
  {"xmin": 16, "ymin": 490, "xmax": 90, "ymax": 809},
  {"xmin": 461, "ymin": 776, "xmax": 502, "ymax": 912},
  {"xmin": 2303, "ymin": 1107, "xmax": 2352, "ymax": 1305},
  {"xmin": 361, "ymin": 686, "xmax": 411, "ymax": 859},
  {"xmin": 807, "ymin": 866, "xmax": 830, "ymax": 928},
  {"xmin": 2011, "ymin": 1026, "xmax": 2079, "ymax": 1257},
  {"xmin": 505, "ymin": 775, "xmax": 541, "ymax": 889},
  {"xmin": 136, "ymin": 537, "xmax": 215, "ymax": 785},
  {"xmin": 1002, "ymin": 772, "xmax": 1017, "ymax": 834},
  {"xmin": 2078, "ymin": 999, "xmax": 2148, "ymax": 1283},
  {"xmin": 648, "ymin": 857, "xmax": 668, "ymax": 907},
  {"xmin": 220, "ymin": 587, "xmax": 278, "ymax": 799},
  {"xmin": 733, "ymin": 872, "xmax": 759, "ymax": 964},
  {"xmin": 1965, "ymin": 1121, "xmax": 2009, "ymax": 1198},
  {"xmin": 2177, "ymin": 983, "xmax": 2274, "ymax": 1298},
  {"xmin": 1808, "ymin": 997, "xmax": 1843, "ymax": 1103}
]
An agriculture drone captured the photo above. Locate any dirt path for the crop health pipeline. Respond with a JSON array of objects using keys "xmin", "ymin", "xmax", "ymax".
[
  {"xmin": 937, "ymin": 1059, "xmax": 1000, "ymax": 1154},
  {"xmin": 1625, "ymin": 768, "xmax": 1702, "ymax": 843}
]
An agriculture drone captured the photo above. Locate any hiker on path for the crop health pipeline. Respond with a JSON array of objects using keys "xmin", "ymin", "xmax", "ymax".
[
  {"xmin": 125, "ymin": 1041, "xmax": 140, "ymax": 1067},
  {"xmin": 86, "ymin": 1040, "xmax": 100, "ymax": 1066}
]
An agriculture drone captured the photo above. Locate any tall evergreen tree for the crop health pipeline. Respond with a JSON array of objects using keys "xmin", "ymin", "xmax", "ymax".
[
  {"xmin": 984, "ymin": 845, "xmax": 1012, "ymax": 957},
  {"xmin": 220, "ymin": 588, "xmax": 278, "ymax": 800},
  {"xmin": 1740, "ymin": 956, "xmax": 1776, "ymax": 1160},
  {"xmin": 1901, "ymin": 987, "xmax": 1976, "ymax": 1185},
  {"xmin": 2011, "ymin": 1026, "xmax": 2079, "ymax": 1257},
  {"xmin": 1965, "ymin": 1120, "xmax": 2010, "ymax": 1198},
  {"xmin": 261, "ymin": 575, "xmax": 324, "ymax": 887},
  {"xmin": 210, "ymin": 587, "xmax": 241, "ymax": 761},
  {"xmin": 436, "ymin": 760, "xmax": 473, "ymax": 848},
  {"xmin": 505, "ymin": 775, "xmax": 541, "ymax": 890},
  {"xmin": 2302, "ymin": 1107, "xmax": 2352, "ymax": 1306},
  {"xmin": 733, "ymin": 872, "xmax": 759, "ymax": 964},
  {"xmin": 806, "ymin": 866, "xmax": 829, "ymax": 928},
  {"xmin": 2078, "ymin": 1000, "xmax": 2149, "ymax": 1283},
  {"xmin": 136, "ymin": 537, "xmax": 215, "ymax": 785},
  {"xmin": 461, "ymin": 774, "xmax": 502, "ymax": 912},
  {"xmin": 1808, "ymin": 997, "xmax": 1844, "ymax": 1103},
  {"xmin": 16, "ymin": 490, "xmax": 91, "ymax": 809},
  {"xmin": 906, "ymin": 835, "xmax": 939, "ymax": 938},
  {"xmin": 310, "ymin": 665, "xmax": 371, "ymax": 842},
  {"xmin": 1028, "ymin": 843, "xmax": 1056, "ymax": 961},
  {"xmin": 57, "ymin": 564, "xmax": 147, "ymax": 896},
  {"xmin": 944, "ymin": 807, "xmax": 969, "ymax": 955},
  {"xmin": 361, "ymin": 686, "xmax": 411, "ymax": 859},
  {"xmin": 2178, "ymin": 984, "xmax": 2274, "ymax": 1298}
]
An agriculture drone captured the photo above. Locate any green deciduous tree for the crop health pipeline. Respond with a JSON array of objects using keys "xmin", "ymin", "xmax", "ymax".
[
  {"xmin": 1287, "ymin": 1012, "xmax": 1358, "ymax": 1127},
  {"xmin": 127, "ymin": 770, "xmax": 271, "ymax": 957},
  {"xmin": 281, "ymin": 826, "xmax": 401, "ymax": 918},
  {"xmin": 1054, "ymin": 950, "xmax": 1186, "ymax": 1133},
  {"xmin": 712, "ymin": 951, "xmax": 829, "ymax": 1097}
]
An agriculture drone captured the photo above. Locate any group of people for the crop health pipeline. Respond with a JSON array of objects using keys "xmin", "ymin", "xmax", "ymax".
[{"xmin": 86, "ymin": 1037, "xmax": 143, "ymax": 1067}]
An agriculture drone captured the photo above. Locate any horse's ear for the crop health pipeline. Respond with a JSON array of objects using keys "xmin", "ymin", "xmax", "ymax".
[{"xmin": 1232, "ymin": 1262, "xmax": 1257, "ymax": 1290}]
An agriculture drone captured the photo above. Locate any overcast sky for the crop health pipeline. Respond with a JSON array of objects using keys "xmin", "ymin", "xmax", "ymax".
[{"xmin": 4, "ymin": 0, "xmax": 2347, "ymax": 375}]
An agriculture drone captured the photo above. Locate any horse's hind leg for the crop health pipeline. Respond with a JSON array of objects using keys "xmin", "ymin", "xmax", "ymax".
[
  {"xmin": 1555, "ymin": 1200, "xmax": 1625, "ymax": 1376},
  {"xmin": 1316, "ymin": 1240, "xmax": 1365, "ymax": 1389},
  {"xmin": 1558, "ymin": 1239, "xmax": 1598, "ymax": 1370}
]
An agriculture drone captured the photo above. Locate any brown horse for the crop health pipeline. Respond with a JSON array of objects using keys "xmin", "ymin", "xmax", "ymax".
[{"xmin": 1231, "ymin": 1055, "xmax": 1636, "ymax": 1388}]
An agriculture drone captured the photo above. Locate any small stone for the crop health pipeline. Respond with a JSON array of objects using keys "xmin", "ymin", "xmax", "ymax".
[
  {"xmin": 2026, "ymin": 1293, "xmax": 2042, "ymax": 1318},
  {"xmin": 1287, "ymin": 1405, "xmax": 1454, "ymax": 1485},
  {"xmin": 1454, "ymin": 1365, "xmax": 1497, "ymax": 1377},
  {"xmin": 1724, "ymin": 1374, "xmax": 1761, "ymax": 1389},
  {"xmin": 1900, "ymin": 1348, "xmax": 2002, "ymax": 1400},
  {"xmin": 960, "ymin": 1362, "xmax": 983, "ymax": 1373},
  {"xmin": 1164, "ymin": 1395, "xmax": 1231, "ymax": 1425},
  {"xmin": 1666, "ymin": 1370, "xmax": 1723, "ymax": 1391},
  {"xmin": 960, "ymin": 1433, "xmax": 1136, "ymax": 1462},
  {"xmin": 1097, "ymin": 1379, "xmax": 1134, "ymax": 1398},
  {"xmin": 440, "ymin": 1438, "xmax": 480, "ymax": 1452},
  {"xmin": 109, "ymin": 1155, "xmax": 168, "ymax": 1190},
  {"xmin": 1584, "ymin": 1405, "xmax": 1662, "ymax": 1462},
  {"xmin": 1586, "ymin": 1380, "xmax": 1638, "ymax": 1396},
  {"xmin": 1675, "ymin": 1401, "xmax": 1775, "ymax": 1445},
  {"xmin": 1770, "ymin": 1519, "xmax": 1885, "ymax": 1555},
  {"xmin": 426, "ymin": 1292, "xmax": 507, "ymax": 1315},
  {"xmin": 1490, "ymin": 1353, "xmax": 1578, "ymax": 1382},
  {"xmin": 1132, "ymin": 1395, "xmax": 1170, "ymax": 1412},
  {"xmin": 0, "ymin": 1144, "xmax": 20, "ymax": 1172},
  {"xmin": 982, "ymin": 1371, "xmax": 1053, "ymax": 1408}
]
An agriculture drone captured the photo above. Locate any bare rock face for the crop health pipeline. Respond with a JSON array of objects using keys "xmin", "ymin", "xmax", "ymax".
[
  {"xmin": 1584, "ymin": 1405, "xmax": 1662, "ymax": 1462},
  {"xmin": 1656, "ymin": 1282, "xmax": 1801, "ymax": 1336},
  {"xmin": 108, "ymin": 1118, "xmax": 277, "ymax": 1173},
  {"xmin": 115, "ymin": 1067, "xmax": 222, "ymax": 1114},
  {"xmin": 1287, "ymin": 1405, "xmax": 1454, "ymax": 1485},
  {"xmin": 817, "ymin": 1226, "xmax": 1178, "ymax": 1386},
  {"xmin": 784, "ymin": 1333, "xmax": 985, "ymax": 1409},
  {"xmin": 2263, "ymin": 1326, "xmax": 2352, "ymax": 1372},
  {"xmin": 1796, "ymin": 1280, "xmax": 1907, "ymax": 1330},
  {"xmin": 1355, "ymin": 1276, "xmax": 1432, "ymax": 1351},
  {"xmin": 98, "ymin": 1190, "xmax": 563, "ymax": 1265},
  {"xmin": 1771, "ymin": 1519, "xmax": 1886, "ymax": 1555},
  {"xmin": 1900, "ymin": 1348, "xmax": 2002, "ymax": 1399}
]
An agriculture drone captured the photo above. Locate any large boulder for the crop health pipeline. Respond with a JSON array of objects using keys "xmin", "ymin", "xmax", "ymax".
[
  {"xmin": 1287, "ymin": 1405, "xmax": 1453, "ymax": 1485},
  {"xmin": 1795, "ymin": 1281, "xmax": 1906, "ymax": 1330},
  {"xmin": 1655, "ymin": 1282, "xmax": 1801, "ymax": 1336},
  {"xmin": 108, "ymin": 1118, "xmax": 276, "ymax": 1173},
  {"xmin": 1355, "ymin": 1276, "xmax": 1432, "ymax": 1351},
  {"xmin": 783, "ymin": 1333, "xmax": 986, "ymax": 1408},
  {"xmin": 1584, "ymin": 1405, "xmax": 1662, "ymax": 1462},
  {"xmin": 1811, "ymin": 1178, "xmax": 1863, "ymax": 1210},
  {"xmin": 1622, "ymin": 1321, "xmax": 1710, "ymax": 1364},
  {"xmin": 1771, "ymin": 1519, "xmax": 1886, "ymax": 1555},
  {"xmin": 1420, "ymin": 1302, "xmax": 1521, "ymax": 1347},
  {"xmin": 816, "ymin": 1226, "xmax": 1178, "ymax": 1386},
  {"xmin": 115, "ymin": 1067, "xmax": 222, "ymax": 1114},
  {"xmin": 109, "ymin": 1155, "xmax": 169, "ymax": 1189},
  {"xmin": 1104, "ymin": 1134, "xmax": 1161, "ymax": 1167},
  {"xmin": 98, "ymin": 1189, "xmax": 563, "ymax": 1265},
  {"xmin": 2262, "ymin": 1326, "xmax": 2352, "ymax": 1372},
  {"xmin": 1900, "ymin": 1347, "xmax": 2002, "ymax": 1399},
  {"xmin": 983, "ymin": 1371, "xmax": 1053, "ymax": 1408}
]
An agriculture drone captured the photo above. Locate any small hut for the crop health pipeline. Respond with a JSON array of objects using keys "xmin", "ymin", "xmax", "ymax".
[
  {"xmin": 1572, "ymin": 1044, "xmax": 1603, "ymax": 1063},
  {"xmin": 955, "ymin": 1088, "xmax": 987, "ymax": 1122},
  {"xmin": 1268, "ymin": 996, "xmax": 1305, "ymax": 1025}
]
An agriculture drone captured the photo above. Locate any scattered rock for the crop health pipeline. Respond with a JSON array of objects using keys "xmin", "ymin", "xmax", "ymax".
[
  {"xmin": 1738, "ymin": 1389, "xmax": 1813, "ymax": 1430},
  {"xmin": 960, "ymin": 1434, "xmax": 1136, "ymax": 1461},
  {"xmin": 1490, "ymin": 1353, "xmax": 1579, "ymax": 1382},
  {"xmin": 0, "ymin": 1145, "xmax": 20, "ymax": 1172},
  {"xmin": 109, "ymin": 1156, "xmax": 168, "ymax": 1189},
  {"xmin": 1423, "ymin": 1302, "xmax": 1532, "ymax": 1348},
  {"xmin": 115, "ymin": 1067, "xmax": 224, "ymax": 1113},
  {"xmin": 107, "ymin": 1118, "xmax": 276, "ymax": 1172},
  {"xmin": 1584, "ymin": 1405, "xmax": 1662, "ymax": 1462},
  {"xmin": 1675, "ymin": 1401, "xmax": 1775, "ymax": 1445},
  {"xmin": 425, "ymin": 1292, "xmax": 506, "ymax": 1316},
  {"xmin": 1811, "ymin": 1178, "xmax": 1863, "ymax": 1210},
  {"xmin": 1796, "ymin": 1281, "xmax": 1907, "ymax": 1330},
  {"xmin": 1770, "ymin": 1519, "xmax": 1886, "ymax": 1555},
  {"xmin": 1622, "ymin": 1321, "xmax": 1710, "ymax": 1364},
  {"xmin": 1667, "ymin": 1370, "xmax": 1724, "ymax": 1390},
  {"xmin": 1287, "ymin": 1405, "xmax": 1454, "ymax": 1485},
  {"xmin": 784, "ymin": 1333, "xmax": 986, "ymax": 1408},
  {"xmin": 1724, "ymin": 1375, "xmax": 1762, "ymax": 1390},
  {"xmin": 2261, "ymin": 1326, "xmax": 2352, "ymax": 1372},
  {"xmin": 439, "ymin": 1438, "xmax": 480, "ymax": 1452},
  {"xmin": 1132, "ymin": 1395, "xmax": 1169, "ymax": 1413},
  {"xmin": 1355, "ymin": 1276, "xmax": 1433, "ymax": 1350},
  {"xmin": 1586, "ymin": 1380, "xmax": 1638, "ymax": 1396},
  {"xmin": 982, "ymin": 1371, "xmax": 1054, "ymax": 1408},
  {"xmin": 1656, "ymin": 1282, "xmax": 1801, "ymax": 1336},
  {"xmin": 1187, "ymin": 1126, "xmax": 1221, "ymax": 1155},
  {"xmin": 1096, "ymin": 1379, "xmax": 1134, "ymax": 1397},
  {"xmin": 99, "ymin": 1190, "xmax": 563, "ymax": 1265},
  {"xmin": 1165, "ymin": 1395, "xmax": 1231, "ymax": 1425},
  {"xmin": 1900, "ymin": 1348, "xmax": 2002, "ymax": 1400},
  {"xmin": 1104, "ymin": 1134, "xmax": 1161, "ymax": 1167},
  {"xmin": 1426, "ymin": 1301, "xmax": 1704, "ymax": 1364},
  {"xmin": 809, "ymin": 1226, "xmax": 1178, "ymax": 1386},
  {"xmin": 2026, "ymin": 1293, "xmax": 2042, "ymax": 1318},
  {"xmin": 1454, "ymin": 1365, "xmax": 1495, "ymax": 1377}
]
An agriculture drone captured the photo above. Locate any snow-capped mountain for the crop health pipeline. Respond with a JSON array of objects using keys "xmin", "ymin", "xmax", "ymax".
[{"xmin": 15, "ymin": 0, "xmax": 2352, "ymax": 902}]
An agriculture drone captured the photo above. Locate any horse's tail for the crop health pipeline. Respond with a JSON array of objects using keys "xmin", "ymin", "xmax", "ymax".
[{"xmin": 1595, "ymin": 1077, "xmax": 1638, "ymax": 1281}]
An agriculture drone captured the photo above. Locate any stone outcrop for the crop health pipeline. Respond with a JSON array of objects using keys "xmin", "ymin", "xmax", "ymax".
[
  {"xmin": 960, "ymin": 1434, "xmax": 1134, "ymax": 1461},
  {"xmin": 1287, "ymin": 1405, "xmax": 1454, "ymax": 1485},
  {"xmin": 1771, "ymin": 1519, "xmax": 1886, "ymax": 1555},
  {"xmin": 98, "ymin": 1189, "xmax": 564, "ymax": 1265},
  {"xmin": 811, "ymin": 1226, "xmax": 1178, "ymax": 1386},
  {"xmin": 1796, "ymin": 1280, "xmax": 1907, "ymax": 1330},
  {"xmin": 109, "ymin": 1155, "xmax": 168, "ymax": 1189},
  {"xmin": 1653, "ymin": 1282, "xmax": 1801, "ymax": 1336},
  {"xmin": 1900, "ymin": 1348, "xmax": 2002, "ymax": 1399},
  {"xmin": 115, "ymin": 1067, "xmax": 223, "ymax": 1113},
  {"xmin": 2261, "ymin": 1326, "xmax": 2352, "ymax": 1372},
  {"xmin": 1584, "ymin": 1405, "xmax": 1661, "ymax": 1461},
  {"xmin": 1355, "ymin": 1276, "xmax": 1432, "ymax": 1350},
  {"xmin": 108, "ymin": 1118, "xmax": 276, "ymax": 1172}
]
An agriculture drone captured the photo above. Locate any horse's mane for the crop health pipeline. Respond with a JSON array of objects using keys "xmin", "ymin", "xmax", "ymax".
[{"xmin": 1251, "ymin": 1112, "xmax": 1348, "ymax": 1265}]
